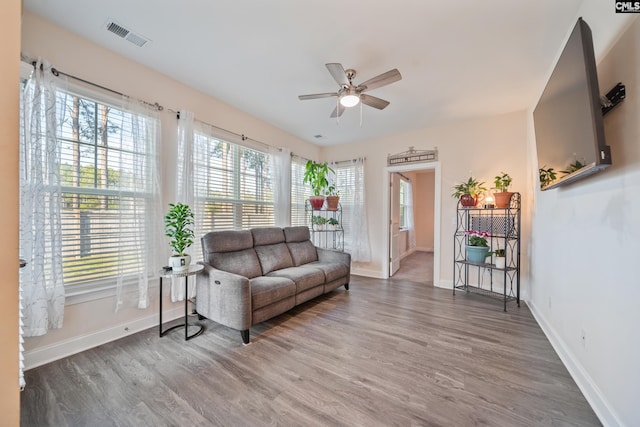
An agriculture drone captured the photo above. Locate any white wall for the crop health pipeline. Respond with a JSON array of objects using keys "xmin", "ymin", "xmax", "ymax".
[
  {"xmin": 527, "ymin": 8, "xmax": 640, "ymax": 426},
  {"xmin": 20, "ymin": 11, "xmax": 320, "ymax": 368},
  {"xmin": 0, "ymin": 0, "xmax": 21, "ymax": 425},
  {"xmin": 322, "ymin": 111, "xmax": 530, "ymax": 285}
]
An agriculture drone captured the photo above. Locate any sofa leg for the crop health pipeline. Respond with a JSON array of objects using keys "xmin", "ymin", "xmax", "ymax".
[
  {"xmin": 344, "ymin": 283, "xmax": 349, "ymax": 290},
  {"xmin": 240, "ymin": 329, "xmax": 250, "ymax": 344}
]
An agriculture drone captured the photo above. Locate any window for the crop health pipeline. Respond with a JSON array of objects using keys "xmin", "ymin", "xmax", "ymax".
[
  {"xmin": 191, "ymin": 130, "xmax": 274, "ymax": 252},
  {"xmin": 290, "ymin": 156, "xmax": 311, "ymax": 226},
  {"xmin": 22, "ymin": 87, "xmax": 160, "ymax": 289},
  {"xmin": 399, "ymin": 179, "xmax": 409, "ymax": 229}
]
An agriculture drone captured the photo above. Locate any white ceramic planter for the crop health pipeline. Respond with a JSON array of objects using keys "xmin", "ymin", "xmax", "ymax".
[
  {"xmin": 169, "ymin": 254, "xmax": 191, "ymax": 272},
  {"xmin": 494, "ymin": 256, "xmax": 506, "ymax": 269}
]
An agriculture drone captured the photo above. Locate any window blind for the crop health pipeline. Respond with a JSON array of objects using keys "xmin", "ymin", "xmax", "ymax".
[
  {"xmin": 291, "ymin": 156, "xmax": 311, "ymax": 226},
  {"xmin": 191, "ymin": 132, "xmax": 274, "ymax": 258},
  {"xmin": 54, "ymin": 90, "xmax": 158, "ymax": 287}
]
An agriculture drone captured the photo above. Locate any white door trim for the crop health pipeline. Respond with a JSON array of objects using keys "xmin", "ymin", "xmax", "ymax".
[{"xmin": 382, "ymin": 161, "xmax": 441, "ymax": 285}]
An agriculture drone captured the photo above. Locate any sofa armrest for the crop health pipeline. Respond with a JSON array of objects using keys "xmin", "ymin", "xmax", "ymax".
[
  {"xmin": 195, "ymin": 262, "xmax": 251, "ymax": 331},
  {"xmin": 316, "ymin": 247, "xmax": 351, "ymax": 266},
  {"xmin": 316, "ymin": 247, "xmax": 351, "ymax": 281}
]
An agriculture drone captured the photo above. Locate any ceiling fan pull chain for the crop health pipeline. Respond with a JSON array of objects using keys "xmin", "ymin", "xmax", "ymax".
[
  {"xmin": 336, "ymin": 97, "xmax": 340, "ymax": 125},
  {"xmin": 360, "ymin": 100, "xmax": 363, "ymax": 127}
]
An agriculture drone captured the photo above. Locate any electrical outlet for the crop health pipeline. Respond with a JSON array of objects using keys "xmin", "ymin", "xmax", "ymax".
[{"xmin": 581, "ymin": 329, "xmax": 586, "ymax": 348}]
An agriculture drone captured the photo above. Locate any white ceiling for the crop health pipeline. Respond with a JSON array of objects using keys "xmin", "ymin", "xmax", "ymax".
[{"xmin": 24, "ymin": 0, "xmax": 584, "ymax": 146}]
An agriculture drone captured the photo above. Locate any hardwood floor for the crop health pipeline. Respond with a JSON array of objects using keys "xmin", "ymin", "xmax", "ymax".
[
  {"xmin": 392, "ymin": 251, "xmax": 433, "ymax": 284},
  {"xmin": 21, "ymin": 276, "xmax": 600, "ymax": 427}
]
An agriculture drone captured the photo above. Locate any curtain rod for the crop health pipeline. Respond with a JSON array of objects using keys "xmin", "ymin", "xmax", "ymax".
[
  {"xmin": 330, "ymin": 157, "xmax": 366, "ymax": 165},
  {"xmin": 169, "ymin": 108, "xmax": 280, "ymax": 151},
  {"xmin": 21, "ymin": 56, "xmax": 164, "ymax": 112}
]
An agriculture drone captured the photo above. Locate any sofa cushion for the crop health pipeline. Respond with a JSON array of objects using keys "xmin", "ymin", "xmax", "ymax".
[
  {"xmin": 267, "ymin": 266, "xmax": 325, "ymax": 293},
  {"xmin": 306, "ymin": 261, "xmax": 349, "ymax": 283},
  {"xmin": 255, "ymin": 243, "xmax": 294, "ymax": 274},
  {"xmin": 251, "ymin": 227, "xmax": 286, "ymax": 246},
  {"xmin": 208, "ymin": 249, "xmax": 262, "ymax": 279},
  {"xmin": 284, "ymin": 226, "xmax": 310, "ymax": 242},
  {"xmin": 249, "ymin": 276, "xmax": 296, "ymax": 310},
  {"xmin": 286, "ymin": 241, "xmax": 318, "ymax": 266},
  {"xmin": 202, "ymin": 230, "xmax": 253, "ymax": 258}
]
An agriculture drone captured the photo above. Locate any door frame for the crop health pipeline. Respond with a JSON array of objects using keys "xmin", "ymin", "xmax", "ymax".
[{"xmin": 382, "ymin": 161, "xmax": 441, "ymax": 284}]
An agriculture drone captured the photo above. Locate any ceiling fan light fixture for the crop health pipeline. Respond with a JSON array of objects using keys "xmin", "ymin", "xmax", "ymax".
[{"xmin": 340, "ymin": 93, "xmax": 360, "ymax": 108}]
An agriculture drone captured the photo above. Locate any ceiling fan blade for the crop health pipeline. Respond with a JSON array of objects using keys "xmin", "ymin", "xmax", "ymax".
[
  {"xmin": 357, "ymin": 69, "xmax": 402, "ymax": 92},
  {"xmin": 298, "ymin": 92, "xmax": 338, "ymax": 100},
  {"xmin": 330, "ymin": 103, "xmax": 346, "ymax": 118},
  {"xmin": 361, "ymin": 94, "xmax": 390, "ymax": 110},
  {"xmin": 325, "ymin": 63, "xmax": 349, "ymax": 87}
]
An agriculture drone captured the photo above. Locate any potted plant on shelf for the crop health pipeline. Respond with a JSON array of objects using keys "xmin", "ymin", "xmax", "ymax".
[
  {"xmin": 303, "ymin": 160, "xmax": 334, "ymax": 210},
  {"xmin": 452, "ymin": 177, "xmax": 486, "ymax": 207},
  {"xmin": 539, "ymin": 166, "xmax": 557, "ymax": 189},
  {"xmin": 164, "ymin": 202, "xmax": 195, "ymax": 272},
  {"xmin": 327, "ymin": 217, "xmax": 339, "ymax": 230},
  {"xmin": 465, "ymin": 230, "xmax": 490, "ymax": 264},
  {"xmin": 493, "ymin": 172, "xmax": 513, "ymax": 208},
  {"xmin": 326, "ymin": 187, "xmax": 340, "ymax": 211},
  {"xmin": 312, "ymin": 215, "xmax": 328, "ymax": 230},
  {"xmin": 489, "ymin": 242, "xmax": 506, "ymax": 269},
  {"xmin": 561, "ymin": 160, "xmax": 585, "ymax": 176}
]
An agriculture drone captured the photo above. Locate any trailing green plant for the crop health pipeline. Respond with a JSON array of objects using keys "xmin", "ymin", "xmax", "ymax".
[
  {"xmin": 560, "ymin": 160, "xmax": 585, "ymax": 176},
  {"xmin": 493, "ymin": 172, "xmax": 512, "ymax": 192},
  {"xmin": 311, "ymin": 215, "xmax": 328, "ymax": 226},
  {"xmin": 164, "ymin": 203, "xmax": 195, "ymax": 256},
  {"xmin": 451, "ymin": 177, "xmax": 487, "ymax": 198},
  {"xmin": 539, "ymin": 166, "xmax": 557, "ymax": 187},
  {"xmin": 303, "ymin": 161, "xmax": 334, "ymax": 196}
]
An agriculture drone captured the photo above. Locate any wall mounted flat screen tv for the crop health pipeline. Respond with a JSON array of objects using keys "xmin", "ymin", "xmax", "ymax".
[{"xmin": 533, "ymin": 17, "xmax": 611, "ymax": 191}]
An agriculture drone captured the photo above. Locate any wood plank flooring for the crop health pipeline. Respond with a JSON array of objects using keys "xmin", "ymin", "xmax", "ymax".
[{"xmin": 21, "ymin": 276, "xmax": 600, "ymax": 426}]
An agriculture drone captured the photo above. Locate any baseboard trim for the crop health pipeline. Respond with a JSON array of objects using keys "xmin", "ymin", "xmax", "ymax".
[
  {"xmin": 435, "ymin": 279, "xmax": 453, "ymax": 289},
  {"xmin": 351, "ymin": 268, "xmax": 385, "ymax": 279},
  {"xmin": 24, "ymin": 307, "xmax": 184, "ymax": 370},
  {"xmin": 528, "ymin": 302, "xmax": 622, "ymax": 427}
]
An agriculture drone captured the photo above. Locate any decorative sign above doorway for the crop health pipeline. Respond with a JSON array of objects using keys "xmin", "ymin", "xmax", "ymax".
[{"xmin": 387, "ymin": 147, "xmax": 438, "ymax": 166}]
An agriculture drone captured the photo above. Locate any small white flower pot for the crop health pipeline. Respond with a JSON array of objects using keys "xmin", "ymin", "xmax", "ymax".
[
  {"xmin": 494, "ymin": 256, "xmax": 506, "ymax": 269},
  {"xmin": 169, "ymin": 255, "xmax": 191, "ymax": 272}
]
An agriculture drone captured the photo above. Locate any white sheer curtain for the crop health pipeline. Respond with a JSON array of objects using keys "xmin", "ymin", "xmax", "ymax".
[
  {"xmin": 270, "ymin": 147, "xmax": 291, "ymax": 227},
  {"xmin": 332, "ymin": 158, "xmax": 371, "ymax": 263},
  {"xmin": 116, "ymin": 97, "xmax": 163, "ymax": 310},
  {"xmin": 172, "ymin": 110, "xmax": 197, "ymax": 302},
  {"xmin": 20, "ymin": 59, "xmax": 65, "ymax": 336},
  {"xmin": 406, "ymin": 180, "xmax": 416, "ymax": 249}
]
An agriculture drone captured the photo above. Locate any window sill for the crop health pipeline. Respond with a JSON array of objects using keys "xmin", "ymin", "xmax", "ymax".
[{"xmin": 65, "ymin": 277, "xmax": 158, "ymax": 306}]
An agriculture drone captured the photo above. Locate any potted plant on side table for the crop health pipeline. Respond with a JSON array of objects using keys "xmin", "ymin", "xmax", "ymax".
[
  {"xmin": 465, "ymin": 230, "xmax": 490, "ymax": 264},
  {"xmin": 452, "ymin": 176, "xmax": 486, "ymax": 207},
  {"xmin": 493, "ymin": 172, "xmax": 513, "ymax": 208},
  {"xmin": 303, "ymin": 160, "xmax": 334, "ymax": 210},
  {"xmin": 164, "ymin": 202, "xmax": 195, "ymax": 272}
]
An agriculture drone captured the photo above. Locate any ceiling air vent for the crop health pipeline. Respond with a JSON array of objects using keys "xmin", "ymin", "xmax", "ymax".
[{"xmin": 105, "ymin": 20, "xmax": 150, "ymax": 47}]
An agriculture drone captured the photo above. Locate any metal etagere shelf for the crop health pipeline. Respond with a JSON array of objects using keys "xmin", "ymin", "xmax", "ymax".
[
  {"xmin": 305, "ymin": 200, "xmax": 344, "ymax": 251},
  {"xmin": 453, "ymin": 192, "xmax": 521, "ymax": 311}
]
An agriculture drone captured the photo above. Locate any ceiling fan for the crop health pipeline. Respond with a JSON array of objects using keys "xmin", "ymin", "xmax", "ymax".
[{"xmin": 298, "ymin": 63, "xmax": 402, "ymax": 118}]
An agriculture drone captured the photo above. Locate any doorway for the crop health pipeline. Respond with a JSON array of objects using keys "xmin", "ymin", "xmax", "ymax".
[{"xmin": 383, "ymin": 162, "xmax": 441, "ymax": 285}]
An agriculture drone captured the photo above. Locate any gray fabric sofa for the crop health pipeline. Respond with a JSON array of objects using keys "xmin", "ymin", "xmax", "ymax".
[{"xmin": 195, "ymin": 226, "xmax": 351, "ymax": 343}]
